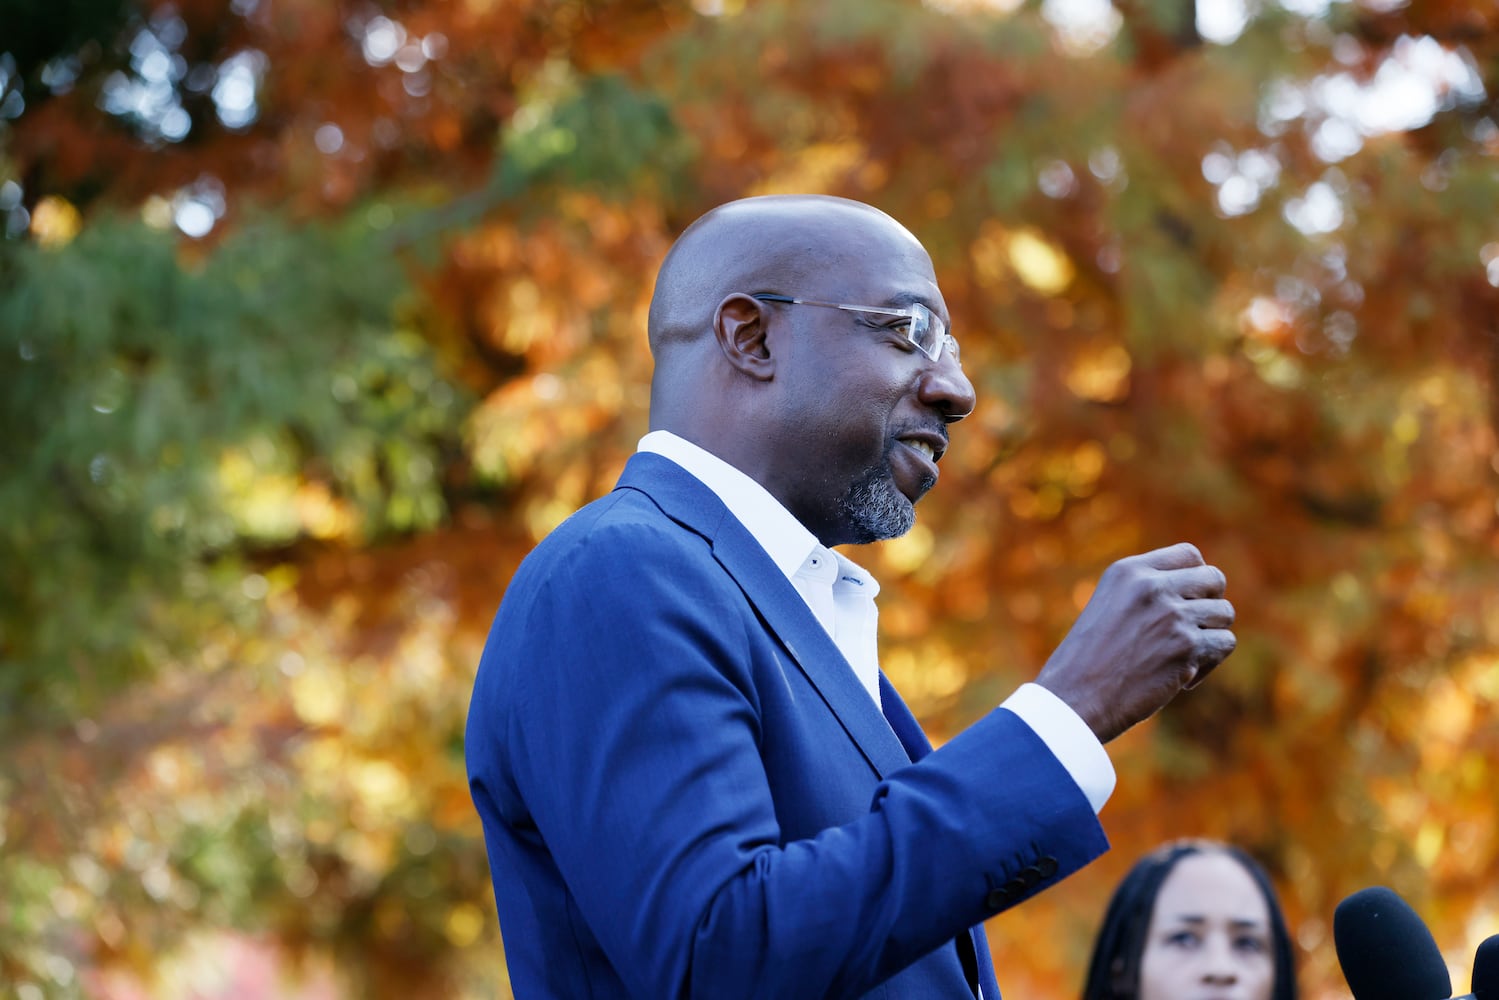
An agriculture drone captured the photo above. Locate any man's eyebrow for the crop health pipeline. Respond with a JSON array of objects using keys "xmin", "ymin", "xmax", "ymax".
[
  {"xmin": 880, "ymin": 291, "xmax": 933, "ymax": 310},
  {"xmin": 880, "ymin": 291, "xmax": 951, "ymax": 327}
]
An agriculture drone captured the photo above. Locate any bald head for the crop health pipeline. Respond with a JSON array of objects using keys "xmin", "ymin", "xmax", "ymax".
[{"xmin": 647, "ymin": 195, "xmax": 923, "ymax": 356}]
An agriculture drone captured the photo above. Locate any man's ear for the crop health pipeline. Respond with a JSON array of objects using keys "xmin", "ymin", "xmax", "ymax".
[{"xmin": 714, "ymin": 294, "xmax": 776, "ymax": 381}]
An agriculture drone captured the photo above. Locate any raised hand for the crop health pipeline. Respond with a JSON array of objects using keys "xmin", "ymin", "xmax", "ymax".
[{"xmin": 1033, "ymin": 542, "xmax": 1236, "ymax": 744}]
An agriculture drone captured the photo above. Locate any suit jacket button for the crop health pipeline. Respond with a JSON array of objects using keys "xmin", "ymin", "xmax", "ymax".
[
  {"xmin": 1019, "ymin": 865, "xmax": 1043, "ymax": 887},
  {"xmin": 985, "ymin": 887, "xmax": 1008, "ymax": 908},
  {"xmin": 1036, "ymin": 856, "xmax": 1058, "ymax": 878}
]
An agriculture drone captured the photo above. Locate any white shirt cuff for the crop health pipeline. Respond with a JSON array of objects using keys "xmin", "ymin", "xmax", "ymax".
[{"xmin": 1001, "ymin": 682, "xmax": 1116, "ymax": 814}]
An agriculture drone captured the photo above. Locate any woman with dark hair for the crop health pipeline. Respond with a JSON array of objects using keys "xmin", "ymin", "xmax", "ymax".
[{"xmin": 1080, "ymin": 838, "xmax": 1299, "ymax": 1000}]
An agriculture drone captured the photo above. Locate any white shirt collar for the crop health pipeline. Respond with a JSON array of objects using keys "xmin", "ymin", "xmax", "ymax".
[
  {"xmin": 638, "ymin": 430, "xmax": 817, "ymax": 581},
  {"xmin": 636, "ymin": 433, "xmax": 881, "ymax": 710},
  {"xmin": 638, "ymin": 430, "xmax": 878, "ymax": 597}
]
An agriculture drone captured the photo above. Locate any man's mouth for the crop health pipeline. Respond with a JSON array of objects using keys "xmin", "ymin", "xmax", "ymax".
[
  {"xmin": 904, "ymin": 439, "xmax": 936, "ymax": 462},
  {"xmin": 894, "ymin": 429, "xmax": 947, "ymax": 465}
]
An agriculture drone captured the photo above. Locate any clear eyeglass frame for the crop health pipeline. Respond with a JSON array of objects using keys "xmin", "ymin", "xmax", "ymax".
[{"xmin": 752, "ymin": 294, "xmax": 960, "ymax": 364}]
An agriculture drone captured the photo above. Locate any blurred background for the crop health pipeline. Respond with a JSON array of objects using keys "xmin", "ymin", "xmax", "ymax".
[{"xmin": 2, "ymin": 0, "xmax": 1497, "ymax": 996}]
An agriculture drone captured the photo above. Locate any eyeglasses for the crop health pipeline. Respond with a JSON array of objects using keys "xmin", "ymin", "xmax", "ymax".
[{"xmin": 752, "ymin": 294, "xmax": 960, "ymax": 364}]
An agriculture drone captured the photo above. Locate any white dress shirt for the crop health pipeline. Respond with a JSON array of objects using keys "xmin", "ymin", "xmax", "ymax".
[{"xmin": 637, "ymin": 430, "xmax": 1115, "ymax": 813}]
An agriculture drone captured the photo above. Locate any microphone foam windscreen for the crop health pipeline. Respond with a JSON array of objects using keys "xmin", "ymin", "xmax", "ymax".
[
  {"xmin": 1471, "ymin": 933, "xmax": 1499, "ymax": 1000},
  {"xmin": 1333, "ymin": 886, "xmax": 1452, "ymax": 1000}
]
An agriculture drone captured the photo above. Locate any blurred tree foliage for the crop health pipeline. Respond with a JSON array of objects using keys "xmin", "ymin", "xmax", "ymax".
[{"xmin": 2, "ymin": 0, "xmax": 1497, "ymax": 997}]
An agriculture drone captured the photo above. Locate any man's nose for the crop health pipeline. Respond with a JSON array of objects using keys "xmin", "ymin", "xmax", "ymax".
[{"xmin": 917, "ymin": 355, "xmax": 976, "ymax": 422}]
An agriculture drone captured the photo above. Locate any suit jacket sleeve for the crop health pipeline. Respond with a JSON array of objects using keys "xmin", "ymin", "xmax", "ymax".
[{"xmin": 467, "ymin": 501, "xmax": 1107, "ymax": 998}]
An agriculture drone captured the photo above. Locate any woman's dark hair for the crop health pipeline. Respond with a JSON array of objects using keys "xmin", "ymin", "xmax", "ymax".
[{"xmin": 1079, "ymin": 838, "xmax": 1299, "ymax": 1000}]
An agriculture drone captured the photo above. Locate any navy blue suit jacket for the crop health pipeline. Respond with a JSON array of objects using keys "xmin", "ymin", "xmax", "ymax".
[{"xmin": 466, "ymin": 453, "xmax": 1109, "ymax": 998}]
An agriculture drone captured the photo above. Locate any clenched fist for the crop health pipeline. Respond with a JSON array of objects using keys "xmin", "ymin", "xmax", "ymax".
[{"xmin": 1034, "ymin": 542, "xmax": 1236, "ymax": 744}]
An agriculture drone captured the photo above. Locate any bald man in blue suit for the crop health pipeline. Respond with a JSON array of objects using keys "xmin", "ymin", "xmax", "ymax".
[{"xmin": 466, "ymin": 195, "xmax": 1237, "ymax": 998}]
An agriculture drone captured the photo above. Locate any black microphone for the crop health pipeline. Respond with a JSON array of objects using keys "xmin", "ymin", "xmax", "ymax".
[
  {"xmin": 1334, "ymin": 886, "xmax": 1452, "ymax": 1000},
  {"xmin": 1471, "ymin": 934, "xmax": 1499, "ymax": 1000}
]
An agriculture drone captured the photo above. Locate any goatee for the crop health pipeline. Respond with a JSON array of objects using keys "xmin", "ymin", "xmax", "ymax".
[{"xmin": 839, "ymin": 463, "xmax": 925, "ymax": 544}]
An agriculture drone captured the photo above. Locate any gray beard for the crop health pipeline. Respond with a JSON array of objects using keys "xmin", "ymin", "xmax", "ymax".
[{"xmin": 839, "ymin": 463, "xmax": 921, "ymax": 543}]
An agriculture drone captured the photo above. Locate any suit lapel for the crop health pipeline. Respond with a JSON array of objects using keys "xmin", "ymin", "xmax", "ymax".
[
  {"xmin": 616, "ymin": 454, "xmax": 912, "ymax": 779},
  {"xmin": 878, "ymin": 672, "xmax": 934, "ymax": 762}
]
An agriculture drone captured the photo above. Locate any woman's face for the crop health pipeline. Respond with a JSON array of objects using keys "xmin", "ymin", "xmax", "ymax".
[{"xmin": 1137, "ymin": 852, "xmax": 1277, "ymax": 1000}]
